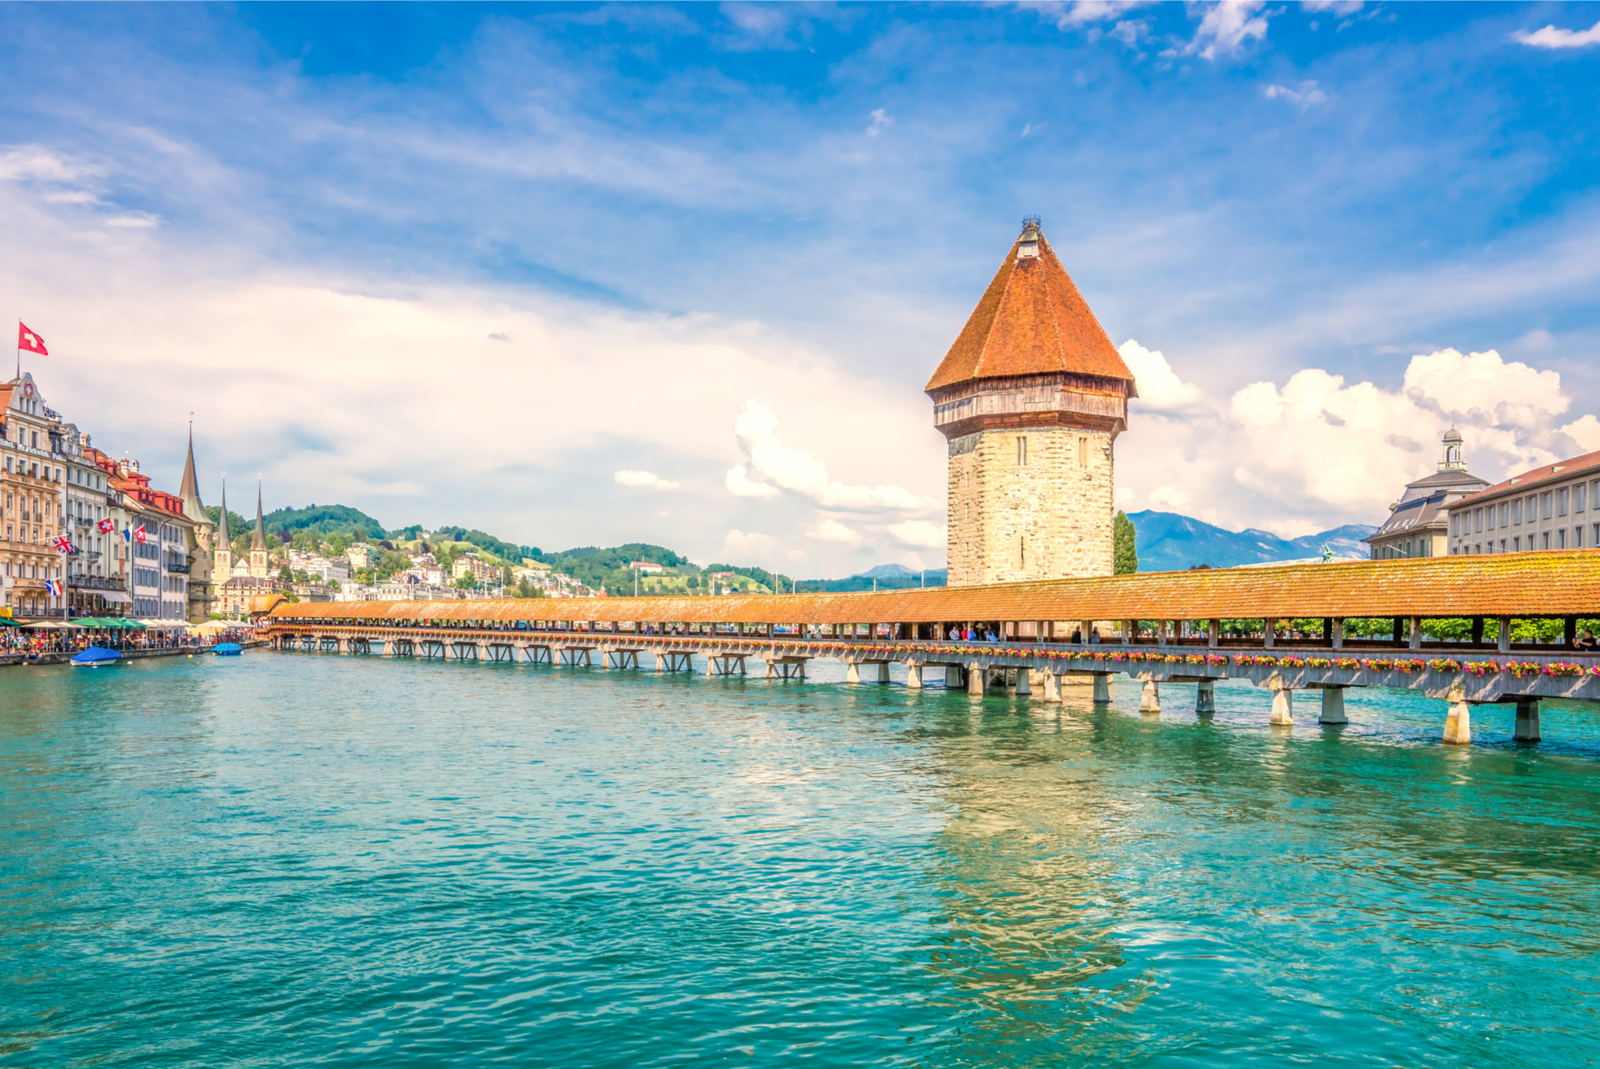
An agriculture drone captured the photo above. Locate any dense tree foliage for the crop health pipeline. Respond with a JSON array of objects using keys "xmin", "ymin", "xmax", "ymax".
[{"xmin": 1113, "ymin": 511, "xmax": 1139, "ymax": 575}]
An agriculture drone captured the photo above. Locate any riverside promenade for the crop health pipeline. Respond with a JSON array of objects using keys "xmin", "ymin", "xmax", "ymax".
[{"xmin": 262, "ymin": 551, "xmax": 1600, "ymax": 746}]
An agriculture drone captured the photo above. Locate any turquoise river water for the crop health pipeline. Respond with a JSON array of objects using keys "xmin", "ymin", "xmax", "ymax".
[{"xmin": 2, "ymin": 652, "xmax": 1599, "ymax": 1067}]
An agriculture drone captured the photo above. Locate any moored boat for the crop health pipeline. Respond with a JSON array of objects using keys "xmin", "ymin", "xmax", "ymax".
[
  {"xmin": 213, "ymin": 642, "xmax": 243, "ymax": 656},
  {"xmin": 70, "ymin": 647, "xmax": 122, "ymax": 667}
]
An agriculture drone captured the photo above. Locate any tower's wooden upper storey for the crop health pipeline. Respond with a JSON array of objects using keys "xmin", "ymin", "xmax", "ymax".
[{"xmin": 926, "ymin": 219, "xmax": 1136, "ymax": 440}]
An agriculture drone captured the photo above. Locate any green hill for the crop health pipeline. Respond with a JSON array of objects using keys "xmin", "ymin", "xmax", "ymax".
[{"xmin": 262, "ymin": 504, "xmax": 388, "ymax": 540}]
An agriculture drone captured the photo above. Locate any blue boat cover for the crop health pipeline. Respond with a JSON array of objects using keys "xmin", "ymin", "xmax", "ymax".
[{"xmin": 71, "ymin": 647, "xmax": 122, "ymax": 665}]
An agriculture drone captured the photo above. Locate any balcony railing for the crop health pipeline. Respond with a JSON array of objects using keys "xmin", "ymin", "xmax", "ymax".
[
  {"xmin": 166, "ymin": 561, "xmax": 191, "ymax": 574},
  {"xmin": 68, "ymin": 575, "xmax": 129, "ymax": 592}
]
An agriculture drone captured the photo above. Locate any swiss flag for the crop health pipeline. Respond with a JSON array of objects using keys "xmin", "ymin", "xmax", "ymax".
[
  {"xmin": 134, "ymin": 525, "xmax": 147, "ymax": 543},
  {"xmin": 97, "ymin": 518, "xmax": 114, "ymax": 533},
  {"xmin": 17, "ymin": 322, "xmax": 47, "ymax": 356}
]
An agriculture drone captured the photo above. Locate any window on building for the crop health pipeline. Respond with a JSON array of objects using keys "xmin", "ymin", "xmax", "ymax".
[
  {"xmin": 1500, "ymin": 539, "xmax": 1506, "ymax": 552},
  {"xmin": 1559, "ymin": 529, "xmax": 1568, "ymax": 549},
  {"xmin": 1499, "ymin": 502, "xmax": 1508, "ymax": 527},
  {"xmin": 1579, "ymin": 484, "xmax": 1588, "ymax": 512},
  {"xmin": 1560, "ymin": 488, "xmax": 1569, "ymax": 516},
  {"xmin": 1474, "ymin": 508, "xmax": 1483, "ymax": 533},
  {"xmin": 1577, "ymin": 527, "xmax": 1585, "ymax": 549},
  {"xmin": 1514, "ymin": 536, "xmax": 1521, "ymax": 551},
  {"xmin": 1077, "ymin": 437, "xmax": 1088, "ymax": 467},
  {"xmin": 1544, "ymin": 532, "xmax": 1551, "ymax": 549},
  {"xmin": 1543, "ymin": 492, "xmax": 1553, "ymax": 519},
  {"xmin": 1514, "ymin": 498, "xmax": 1523, "ymax": 524}
]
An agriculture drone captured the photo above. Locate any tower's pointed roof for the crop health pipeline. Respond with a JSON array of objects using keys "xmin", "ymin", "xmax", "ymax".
[
  {"xmin": 218, "ymin": 478, "xmax": 230, "ymax": 545},
  {"xmin": 252, "ymin": 482, "xmax": 267, "ymax": 552},
  {"xmin": 926, "ymin": 219, "xmax": 1135, "ymax": 392},
  {"xmin": 177, "ymin": 423, "xmax": 208, "ymax": 525}
]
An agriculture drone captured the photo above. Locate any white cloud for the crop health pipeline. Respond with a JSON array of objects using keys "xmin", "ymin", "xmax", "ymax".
[
  {"xmin": 1119, "ymin": 339, "xmax": 1207, "ymax": 414},
  {"xmin": 866, "ymin": 108, "xmax": 893, "ymax": 137},
  {"xmin": 1264, "ymin": 81, "xmax": 1329, "ymax": 110},
  {"xmin": 721, "ymin": 528, "xmax": 776, "ymax": 558},
  {"xmin": 1188, "ymin": 0, "xmax": 1270, "ymax": 60},
  {"xmin": 1042, "ymin": 1, "xmax": 1158, "ymax": 27},
  {"xmin": 1561, "ymin": 415, "xmax": 1600, "ymax": 453},
  {"xmin": 1513, "ymin": 20, "xmax": 1600, "ymax": 49},
  {"xmin": 1301, "ymin": 0, "xmax": 1363, "ymax": 14},
  {"xmin": 885, "ymin": 520, "xmax": 946, "ymax": 548},
  {"xmin": 724, "ymin": 463, "xmax": 779, "ymax": 498},
  {"xmin": 0, "ymin": 145, "xmax": 96, "ymax": 184},
  {"xmin": 731, "ymin": 400, "xmax": 932, "ymax": 510},
  {"xmin": 106, "ymin": 212, "xmax": 162, "ymax": 229},
  {"xmin": 1114, "ymin": 346, "xmax": 1599, "ymax": 537},
  {"xmin": 614, "ymin": 469, "xmax": 679, "ymax": 490},
  {"xmin": 808, "ymin": 518, "xmax": 862, "ymax": 543}
]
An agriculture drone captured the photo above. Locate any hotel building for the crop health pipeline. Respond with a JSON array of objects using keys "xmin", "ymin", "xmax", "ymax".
[{"xmin": 1448, "ymin": 450, "xmax": 1600, "ymax": 555}]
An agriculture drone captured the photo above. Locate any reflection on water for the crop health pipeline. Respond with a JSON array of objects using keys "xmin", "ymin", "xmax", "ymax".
[{"xmin": 1, "ymin": 656, "xmax": 1598, "ymax": 1068}]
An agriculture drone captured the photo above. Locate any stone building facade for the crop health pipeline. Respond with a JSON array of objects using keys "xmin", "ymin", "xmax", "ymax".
[
  {"xmin": 0, "ymin": 374, "xmax": 69, "ymax": 619},
  {"xmin": 927, "ymin": 218, "xmax": 1135, "ymax": 586},
  {"xmin": 1448, "ymin": 449, "xmax": 1600, "ymax": 555},
  {"xmin": 1363, "ymin": 428, "xmax": 1489, "ymax": 560}
]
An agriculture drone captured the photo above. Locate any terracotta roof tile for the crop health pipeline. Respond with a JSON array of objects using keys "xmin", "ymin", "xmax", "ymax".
[{"xmin": 926, "ymin": 231, "xmax": 1133, "ymax": 391}]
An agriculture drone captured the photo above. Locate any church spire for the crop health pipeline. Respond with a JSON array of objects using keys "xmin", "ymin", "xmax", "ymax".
[
  {"xmin": 178, "ymin": 418, "xmax": 208, "ymax": 524},
  {"xmin": 218, "ymin": 477, "xmax": 230, "ymax": 544},
  {"xmin": 252, "ymin": 480, "xmax": 267, "ymax": 552}
]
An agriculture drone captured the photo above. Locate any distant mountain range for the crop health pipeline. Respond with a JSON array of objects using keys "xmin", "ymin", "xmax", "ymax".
[
  {"xmin": 234, "ymin": 501, "xmax": 1372, "ymax": 587},
  {"xmin": 1125, "ymin": 510, "xmax": 1376, "ymax": 572}
]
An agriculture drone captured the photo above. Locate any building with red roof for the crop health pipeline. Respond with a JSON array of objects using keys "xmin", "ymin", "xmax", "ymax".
[{"xmin": 928, "ymin": 218, "xmax": 1137, "ymax": 586}]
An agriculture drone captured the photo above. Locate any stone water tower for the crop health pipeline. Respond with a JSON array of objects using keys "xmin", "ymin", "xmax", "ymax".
[{"xmin": 926, "ymin": 218, "xmax": 1137, "ymax": 586}]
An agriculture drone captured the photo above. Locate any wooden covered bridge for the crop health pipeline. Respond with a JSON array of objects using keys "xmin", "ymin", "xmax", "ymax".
[{"xmin": 262, "ymin": 551, "xmax": 1600, "ymax": 747}]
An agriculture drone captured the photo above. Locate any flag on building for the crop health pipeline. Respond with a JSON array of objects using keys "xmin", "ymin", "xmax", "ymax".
[
  {"xmin": 54, "ymin": 534, "xmax": 74, "ymax": 554},
  {"xmin": 134, "ymin": 525, "xmax": 146, "ymax": 543},
  {"xmin": 98, "ymin": 517, "xmax": 114, "ymax": 533},
  {"xmin": 44, "ymin": 578, "xmax": 60, "ymax": 597},
  {"xmin": 17, "ymin": 322, "xmax": 47, "ymax": 356}
]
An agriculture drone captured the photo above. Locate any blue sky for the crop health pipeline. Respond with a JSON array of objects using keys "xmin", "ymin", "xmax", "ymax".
[{"xmin": 2, "ymin": 2, "xmax": 1598, "ymax": 573}]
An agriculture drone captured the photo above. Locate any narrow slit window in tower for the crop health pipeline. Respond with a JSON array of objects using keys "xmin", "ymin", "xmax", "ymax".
[{"xmin": 1077, "ymin": 437, "xmax": 1088, "ymax": 467}]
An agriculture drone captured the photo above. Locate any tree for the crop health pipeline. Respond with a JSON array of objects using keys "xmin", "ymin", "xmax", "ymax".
[
  {"xmin": 1113, "ymin": 511, "xmax": 1138, "ymax": 575},
  {"xmin": 375, "ymin": 550, "xmax": 413, "ymax": 580},
  {"xmin": 277, "ymin": 563, "xmax": 294, "ymax": 585},
  {"xmin": 454, "ymin": 574, "xmax": 478, "ymax": 591}
]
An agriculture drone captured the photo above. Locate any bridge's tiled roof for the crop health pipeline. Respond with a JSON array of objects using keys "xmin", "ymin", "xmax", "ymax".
[
  {"xmin": 924, "ymin": 232, "xmax": 1133, "ymax": 392},
  {"xmin": 269, "ymin": 551, "xmax": 1600, "ymax": 624}
]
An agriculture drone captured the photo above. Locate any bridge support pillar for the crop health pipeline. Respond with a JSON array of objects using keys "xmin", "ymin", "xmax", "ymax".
[
  {"xmin": 905, "ymin": 664, "xmax": 923, "ymax": 689},
  {"xmin": 1092, "ymin": 674, "xmax": 1111, "ymax": 703},
  {"xmin": 846, "ymin": 663, "xmax": 861, "ymax": 684},
  {"xmin": 1444, "ymin": 698, "xmax": 1472, "ymax": 746},
  {"xmin": 1514, "ymin": 698, "xmax": 1541, "ymax": 742},
  {"xmin": 945, "ymin": 666, "xmax": 964, "ymax": 689},
  {"xmin": 1140, "ymin": 680, "xmax": 1161, "ymax": 715},
  {"xmin": 966, "ymin": 663, "xmax": 984, "ymax": 696},
  {"xmin": 1014, "ymin": 669, "xmax": 1030, "ymax": 696},
  {"xmin": 1319, "ymin": 687, "xmax": 1348, "ymax": 725},
  {"xmin": 1270, "ymin": 684, "xmax": 1294, "ymax": 726},
  {"xmin": 1196, "ymin": 680, "xmax": 1215, "ymax": 718},
  {"xmin": 877, "ymin": 662, "xmax": 891, "ymax": 684}
]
